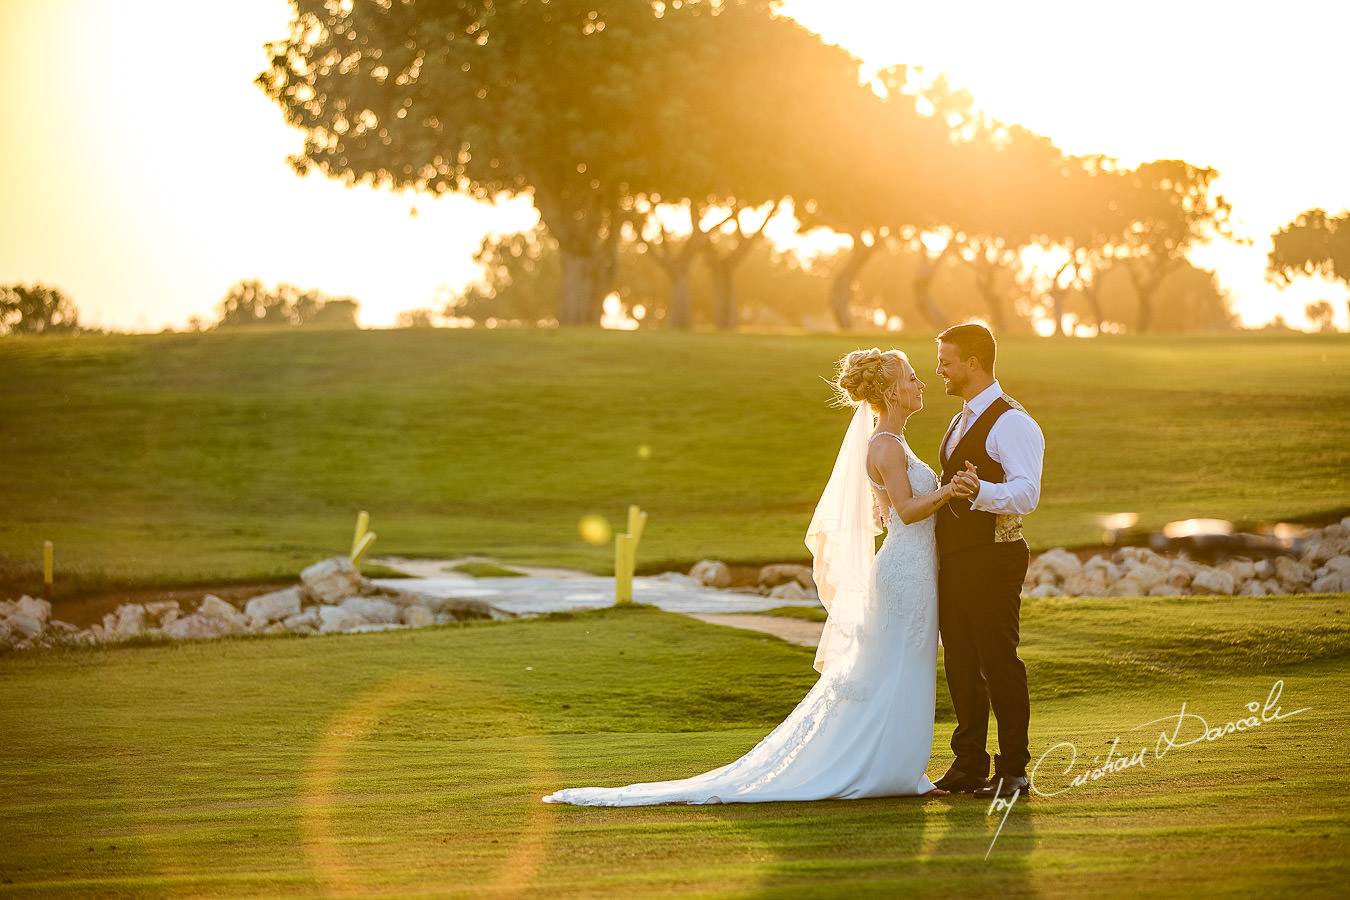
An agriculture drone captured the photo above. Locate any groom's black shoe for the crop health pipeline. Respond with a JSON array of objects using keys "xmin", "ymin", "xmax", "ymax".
[
  {"xmin": 973, "ymin": 774, "xmax": 1029, "ymax": 800},
  {"xmin": 932, "ymin": 767, "xmax": 989, "ymax": 793}
]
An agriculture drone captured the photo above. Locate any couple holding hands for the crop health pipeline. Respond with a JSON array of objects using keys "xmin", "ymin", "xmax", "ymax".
[{"xmin": 546, "ymin": 323, "xmax": 1044, "ymax": 806}]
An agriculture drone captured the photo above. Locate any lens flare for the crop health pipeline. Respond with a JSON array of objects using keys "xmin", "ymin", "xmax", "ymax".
[{"xmin": 577, "ymin": 515, "xmax": 612, "ymax": 546}]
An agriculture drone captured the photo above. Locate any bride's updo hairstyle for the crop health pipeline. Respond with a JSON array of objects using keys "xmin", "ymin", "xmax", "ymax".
[{"xmin": 834, "ymin": 348, "xmax": 908, "ymax": 413}]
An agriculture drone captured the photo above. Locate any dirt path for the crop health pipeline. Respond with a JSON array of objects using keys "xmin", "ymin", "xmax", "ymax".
[{"xmin": 687, "ymin": 613, "xmax": 823, "ymax": 648}]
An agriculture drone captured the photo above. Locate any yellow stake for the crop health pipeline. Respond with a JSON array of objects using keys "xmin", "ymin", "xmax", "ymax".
[
  {"xmin": 614, "ymin": 534, "xmax": 634, "ymax": 605},
  {"xmin": 351, "ymin": 531, "xmax": 376, "ymax": 565},
  {"xmin": 627, "ymin": 505, "xmax": 648, "ymax": 552},
  {"xmin": 352, "ymin": 510, "xmax": 370, "ymax": 558},
  {"xmin": 43, "ymin": 541, "xmax": 53, "ymax": 601}
]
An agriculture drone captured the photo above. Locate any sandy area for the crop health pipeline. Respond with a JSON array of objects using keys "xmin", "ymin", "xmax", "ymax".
[{"xmin": 687, "ymin": 613, "xmax": 823, "ymax": 648}]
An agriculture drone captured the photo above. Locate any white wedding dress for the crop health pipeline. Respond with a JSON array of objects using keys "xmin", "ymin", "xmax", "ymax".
[{"xmin": 543, "ymin": 405, "xmax": 940, "ymax": 806}]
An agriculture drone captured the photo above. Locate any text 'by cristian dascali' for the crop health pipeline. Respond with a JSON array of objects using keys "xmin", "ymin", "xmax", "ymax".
[{"xmin": 1029, "ymin": 679, "xmax": 1312, "ymax": 798}]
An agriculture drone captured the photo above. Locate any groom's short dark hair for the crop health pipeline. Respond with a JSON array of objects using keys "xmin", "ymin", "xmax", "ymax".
[{"xmin": 937, "ymin": 324, "xmax": 996, "ymax": 374}]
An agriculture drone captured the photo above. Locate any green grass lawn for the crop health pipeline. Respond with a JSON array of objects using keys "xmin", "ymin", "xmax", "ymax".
[
  {"xmin": 0, "ymin": 596, "xmax": 1345, "ymax": 897},
  {"xmin": 1, "ymin": 329, "xmax": 1348, "ymax": 596}
]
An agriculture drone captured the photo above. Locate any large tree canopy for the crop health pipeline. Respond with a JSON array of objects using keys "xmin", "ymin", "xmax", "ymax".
[{"xmin": 259, "ymin": 0, "xmax": 862, "ymax": 326}]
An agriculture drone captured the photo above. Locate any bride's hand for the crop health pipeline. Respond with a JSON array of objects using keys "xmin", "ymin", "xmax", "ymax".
[{"xmin": 951, "ymin": 462, "xmax": 979, "ymax": 497}]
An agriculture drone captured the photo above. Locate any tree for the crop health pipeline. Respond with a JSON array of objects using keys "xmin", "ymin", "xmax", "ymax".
[
  {"xmin": 622, "ymin": 5, "xmax": 859, "ymax": 329},
  {"xmin": 1033, "ymin": 155, "xmax": 1131, "ymax": 336},
  {"xmin": 448, "ymin": 227, "xmax": 560, "ymax": 324},
  {"xmin": 0, "ymin": 284, "xmax": 80, "ymax": 335},
  {"xmin": 216, "ymin": 280, "xmax": 360, "ymax": 327},
  {"xmin": 1117, "ymin": 159, "xmax": 1233, "ymax": 333},
  {"xmin": 800, "ymin": 66, "xmax": 972, "ymax": 330},
  {"xmin": 259, "ymin": 0, "xmax": 838, "ymax": 327},
  {"xmin": 1063, "ymin": 257, "xmax": 1233, "ymax": 333},
  {"xmin": 1268, "ymin": 208, "xmax": 1350, "ymax": 325}
]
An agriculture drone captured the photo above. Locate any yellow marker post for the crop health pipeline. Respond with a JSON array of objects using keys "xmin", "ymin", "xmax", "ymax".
[
  {"xmin": 352, "ymin": 511, "xmax": 370, "ymax": 558},
  {"xmin": 614, "ymin": 534, "xmax": 634, "ymax": 605},
  {"xmin": 43, "ymin": 541, "xmax": 53, "ymax": 601},
  {"xmin": 351, "ymin": 531, "xmax": 376, "ymax": 565},
  {"xmin": 627, "ymin": 505, "xmax": 648, "ymax": 552}
]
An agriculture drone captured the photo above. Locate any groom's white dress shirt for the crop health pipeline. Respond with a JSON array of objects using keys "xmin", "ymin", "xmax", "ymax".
[{"xmin": 947, "ymin": 380, "xmax": 1044, "ymax": 517}]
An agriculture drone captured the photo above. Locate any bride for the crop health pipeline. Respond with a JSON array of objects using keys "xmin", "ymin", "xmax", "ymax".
[{"xmin": 543, "ymin": 349, "xmax": 976, "ymax": 806}]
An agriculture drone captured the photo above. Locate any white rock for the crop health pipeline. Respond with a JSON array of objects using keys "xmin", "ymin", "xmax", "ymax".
[
  {"xmin": 1323, "ymin": 555, "xmax": 1350, "ymax": 575},
  {"xmin": 689, "ymin": 560, "xmax": 732, "ymax": 589},
  {"xmin": 318, "ymin": 605, "xmax": 360, "ymax": 634},
  {"xmin": 1148, "ymin": 584, "xmax": 1179, "ymax": 597},
  {"xmin": 340, "ymin": 596, "xmax": 401, "ymax": 625},
  {"xmin": 163, "ymin": 614, "xmax": 235, "ymax": 640},
  {"xmin": 302, "ymin": 557, "xmax": 366, "ymax": 605},
  {"xmin": 1026, "ymin": 583, "xmax": 1062, "ymax": 598},
  {"xmin": 1274, "ymin": 557, "xmax": 1314, "ymax": 590},
  {"xmin": 1122, "ymin": 561, "xmax": 1170, "ymax": 595},
  {"xmin": 1220, "ymin": 558, "xmax": 1257, "ymax": 582},
  {"xmin": 1311, "ymin": 571, "xmax": 1350, "ymax": 593},
  {"xmin": 1059, "ymin": 573, "xmax": 1097, "ymax": 596},
  {"xmin": 402, "ymin": 605, "xmax": 435, "ymax": 628},
  {"xmin": 1191, "ymin": 568, "xmax": 1237, "ymax": 596},
  {"xmin": 245, "ymin": 587, "xmax": 303, "ymax": 624},
  {"xmin": 114, "ymin": 604, "xmax": 149, "ymax": 637},
  {"xmin": 758, "ymin": 564, "xmax": 814, "ymax": 589},
  {"xmin": 1253, "ymin": 559, "xmax": 1275, "ymax": 579},
  {"xmin": 8, "ymin": 614, "xmax": 43, "ymax": 640},
  {"xmin": 198, "ymin": 595, "xmax": 240, "ymax": 619},
  {"xmin": 282, "ymin": 608, "xmax": 320, "ymax": 635},
  {"xmin": 0, "ymin": 600, "xmax": 15, "ymax": 617},
  {"xmin": 1084, "ymin": 556, "xmax": 1122, "ymax": 584},
  {"xmin": 768, "ymin": 581, "xmax": 807, "ymax": 601},
  {"xmin": 195, "ymin": 596, "xmax": 250, "ymax": 634},
  {"xmin": 15, "ymin": 595, "xmax": 52, "ymax": 624},
  {"xmin": 144, "ymin": 600, "xmax": 180, "ymax": 623},
  {"xmin": 1238, "ymin": 580, "xmax": 1270, "ymax": 597},
  {"xmin": 1301, "ymin": 538, "xmax": 1340, "ymax": 567},
  {"xmin": 1028, "ymin": 548, "xmax": 1081, "ymax": 584}
]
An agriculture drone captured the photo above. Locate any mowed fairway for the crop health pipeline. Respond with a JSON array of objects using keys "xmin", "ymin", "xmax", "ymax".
[
  {"xmin": 0, "ymin": 597, "xmax": 1345, "ymax": 898},
  {"xmin": 1, "ymin": 329, "xmax": 1347, "ymax": 594}
]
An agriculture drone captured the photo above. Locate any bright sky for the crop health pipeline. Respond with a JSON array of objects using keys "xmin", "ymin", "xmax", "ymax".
[{"xmin": 2, "ymin": 0, "xmax": 1347, "ymax": 331}]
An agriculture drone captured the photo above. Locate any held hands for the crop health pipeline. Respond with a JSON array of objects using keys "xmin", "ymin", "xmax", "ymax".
[{"xmin": 948, "ymin": 462, "xmax": 979, "ymax": 500}]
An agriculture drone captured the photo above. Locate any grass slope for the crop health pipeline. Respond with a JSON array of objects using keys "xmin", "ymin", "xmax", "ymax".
[
  {"xmin": 0, "ymin": 596, "xmax": 1345, "ymax": 897},
  {"xmin": 1, "ymin": 329, "xmax": 1348, "ymax": 594}
]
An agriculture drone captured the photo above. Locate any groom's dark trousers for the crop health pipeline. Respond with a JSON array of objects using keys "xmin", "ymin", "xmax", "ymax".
[
  {"xmin": 937, "ymin": 541, "xmax": 1031, "ymax": 777},
  {"xmin": 937, "ymin": 396, "xmax": 1032, "ymax": 778}
]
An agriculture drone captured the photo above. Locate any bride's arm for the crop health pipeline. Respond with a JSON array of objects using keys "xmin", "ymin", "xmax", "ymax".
[{"xmin": 870, "ymin": 440, "xmax": 963, "ymax": 525}]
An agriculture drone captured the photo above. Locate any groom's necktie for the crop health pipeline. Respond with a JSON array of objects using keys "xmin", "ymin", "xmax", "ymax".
[{"xmin": 948, "ymin": 404, "xmax": 973, "ymax": 457}]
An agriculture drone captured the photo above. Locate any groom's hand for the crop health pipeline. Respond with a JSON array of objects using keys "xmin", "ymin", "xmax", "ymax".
[{"xmin": 952, "ymin": 462, "xmax": 980, "ymax": 497}]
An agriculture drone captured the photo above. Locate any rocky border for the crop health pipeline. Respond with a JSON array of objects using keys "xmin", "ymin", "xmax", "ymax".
[
  {"xmin": 1, "ymin": 557, "xmax": 509, "ymax": 652},
  {"xmin": 684, "ymin": 519, "xmax": 1350, "ymax": 600}
]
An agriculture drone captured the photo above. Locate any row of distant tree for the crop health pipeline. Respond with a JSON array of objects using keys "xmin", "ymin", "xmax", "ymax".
[
  {"xmin": 257, "ymin": 0, "xmax": 1349, "ymax": 334},
  {"xmin": 0, "ymin": 281, "xmax": 359, "ymax": 337}
]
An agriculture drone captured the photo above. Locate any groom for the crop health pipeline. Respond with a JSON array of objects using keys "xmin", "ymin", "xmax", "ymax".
[{"xmin": 931, "ymin": 324, "xmax": 1044, "ymax": 800}]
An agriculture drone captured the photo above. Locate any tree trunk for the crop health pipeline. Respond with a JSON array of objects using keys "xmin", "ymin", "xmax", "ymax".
[
  {"xmin": 1048, "ymin": 260, "xmax": 1073, "ymax": 337},
  {"xmin": 1127, "ymin": 259, "xmax": 1170, "ymax": 335},
  {"xmin": 1081, "ymin": 279, "xmax": 1105, "ymax": 333},
  {"xmin": 665, "ymin": 263, "xmax": 694, "ymax": 329},
  {"xmin": 973, "ymin": 252, "xmax": 1008, "ymax": 334},
  {"xmin": 912, "ymin": 243, "xmax": 950, "ymax": 331},
  {"xmin": 534, "ymin": 183, "xmax": 614, "ymax": 325},
  {"xmin": 829, "ymin": 232, "xmax": 878, "ymax": 330},
  {"xmin": 558, "ymin": 250, "xmax": 604, "ymax": 325},
  {"xmin": 710, "ymin": 259, "xmax": 737, "ymax": 330}
]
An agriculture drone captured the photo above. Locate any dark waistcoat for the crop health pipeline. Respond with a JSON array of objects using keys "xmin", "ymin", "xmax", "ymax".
[{"xmin": 936, "ymin": 397, "xmax": 1023, "ymax": 553}]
